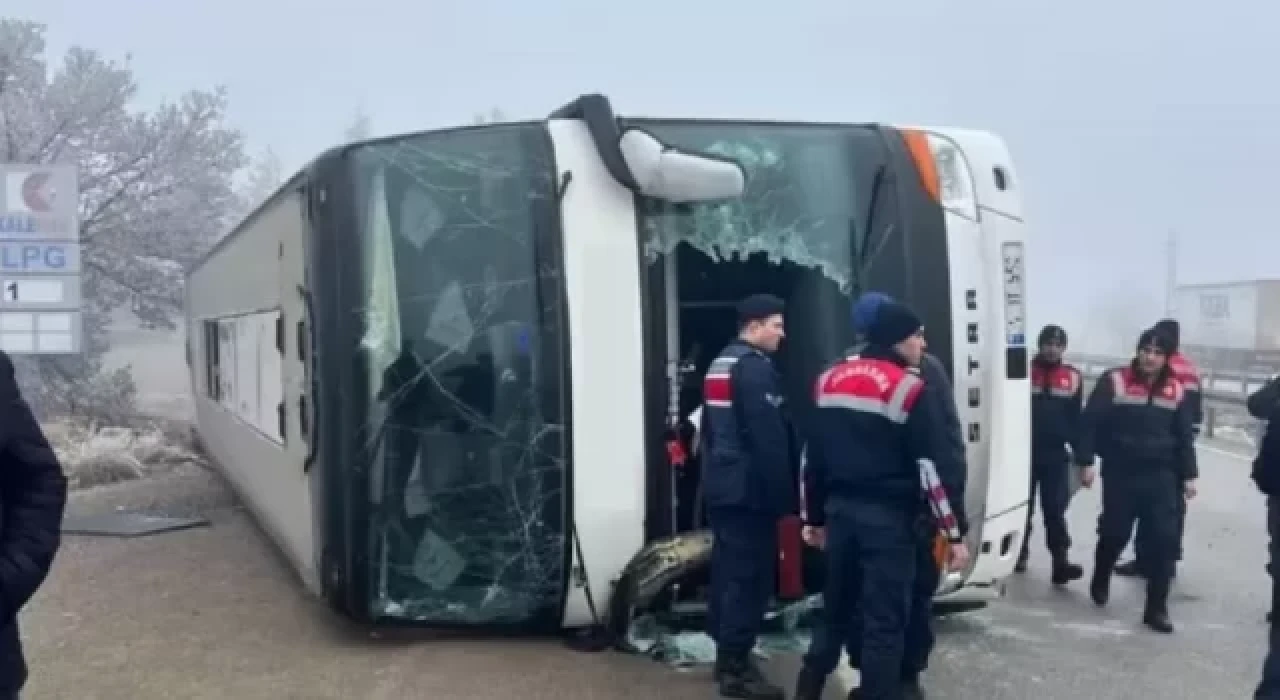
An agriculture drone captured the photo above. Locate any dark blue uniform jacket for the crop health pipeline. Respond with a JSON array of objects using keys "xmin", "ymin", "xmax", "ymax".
[
  {"xmin": 1031, "ymin": 357, "xmax": 1084, "ymax": 463},
  {"xmin": 700, "ymin": 340, "xmax": 796, "ymax": 516},
  {"xmin": 800, "ymin": 345, "xmax": 968, "ymax": 541},
  {"xmin": 1076, "ymin": 365, "xmax": 1198, "ymax": 481}
]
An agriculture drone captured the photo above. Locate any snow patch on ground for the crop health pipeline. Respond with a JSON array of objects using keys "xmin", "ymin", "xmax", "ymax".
[
  {"xmin": 46, "ymin": 419, "xmax": 208, "ymax": 490},
  {"xmin": 45, "ymin": 315, "xmax": 206, "ymax": 490}
]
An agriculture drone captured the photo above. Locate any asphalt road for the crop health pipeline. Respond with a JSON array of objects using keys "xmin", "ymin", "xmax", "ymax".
[
  {"xmin": 909, "ymin": 440, "xmax": 1271, "ymax": 699},
  {"xmin": 19, "ymin": 441, "xmax": 1274, "ymax": 699}
]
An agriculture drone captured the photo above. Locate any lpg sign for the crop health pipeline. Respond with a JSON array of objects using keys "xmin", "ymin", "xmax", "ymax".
[
  {"xmin": 0, "ymin": 167, "xmax": 78, "ymax": 240},
  {"xmin": 0, "ymin": 242, "xmax": 80, "ymax": 273}
]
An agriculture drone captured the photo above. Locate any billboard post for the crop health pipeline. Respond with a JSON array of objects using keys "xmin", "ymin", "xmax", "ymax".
[{"xmin": 0, "ymin": 164, "xmax": 83, "ymax": 355}]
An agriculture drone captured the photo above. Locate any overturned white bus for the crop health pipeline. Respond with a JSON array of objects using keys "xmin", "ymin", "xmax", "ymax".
[{"xmin": 184, "ymin": 94, "xmax": 1031, "ymax": 637}]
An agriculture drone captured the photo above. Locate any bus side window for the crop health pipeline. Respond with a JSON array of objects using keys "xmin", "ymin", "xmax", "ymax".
[{"xmin": 296, "ymin": 319, "xmax": 308, "ymax": 363}]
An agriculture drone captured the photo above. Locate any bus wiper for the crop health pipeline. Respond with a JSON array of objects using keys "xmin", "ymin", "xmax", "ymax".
[
  {"xmin": 557, "ymin": 171, "xmax": 574, "ymax": 202},
  {"xmin": 855, "ymin": 164, "xmax": 895, "ymax": 281},
  {"xmin": 861, "ymin": 164, "xmax": 886, "ymax": 262}
]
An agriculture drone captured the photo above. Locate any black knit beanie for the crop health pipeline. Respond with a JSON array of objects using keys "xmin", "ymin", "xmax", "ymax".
[
  {"xmin": 868, "ymin": 301, "xmax": 923, "ymax": 347},
  {"xmin": 1038, "ymin": 324, "xmax": 1068, "ymax": 347},
  {"xmin": 1153, "ymin": 319, "xmax": 1180, "ymax": 352},
  {"xmin": 1138, "ymin": 327, "xmax": 1175, "ymax": 355}
]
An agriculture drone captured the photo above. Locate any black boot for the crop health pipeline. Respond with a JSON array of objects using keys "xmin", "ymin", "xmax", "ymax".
[
  {"xmin": 1115, "ymin": 559, "xmax": 1144, "ymax": 578},
  {"xmin": 1143, "ymin": 576, "xmax": 1175, "ymax": 634},
  {"xmin": 1015, "ymin": 526, "xmax": 1032, "ymax": 573},
  {"xmin": 1050, "ymin": 553, "xmax": 1084, "ymax": 586},
  {"xmin": 901, "ymin": 677, "xmax": 928, "ymax": 699},
  {"xmin": 716, "ymin": 654, "xmax": 784, "ymax": 700},
  {"xmin": 1090, "ymin": 551, "xmax": 1113, "ymax": 607},
  {"xmin": 793, "ymin": 665, "xmax": 826, "ymax": 700}
]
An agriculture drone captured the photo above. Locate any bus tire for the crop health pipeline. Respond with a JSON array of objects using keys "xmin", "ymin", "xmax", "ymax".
[{"xmin": 563, "ymin": 625, "xmax": 614, "ymax": 653}]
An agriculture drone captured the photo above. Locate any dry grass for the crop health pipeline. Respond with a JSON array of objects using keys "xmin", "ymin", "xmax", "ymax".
[{"xmin": 45, "ymin": 418, "xmax": 209, "ymax": 490}]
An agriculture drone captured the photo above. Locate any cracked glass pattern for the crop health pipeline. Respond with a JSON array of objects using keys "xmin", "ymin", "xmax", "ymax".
[
  {"xmin": 351, "ymin": 125, "xmax": 568, "ymax": 625},
  {"xmin": 635, "ymin": 123, "xmax": 860, "ymax": 292}
]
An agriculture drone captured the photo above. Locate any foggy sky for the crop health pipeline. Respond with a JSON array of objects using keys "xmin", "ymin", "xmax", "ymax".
[{"xmin": 10, "ymin": 0, "xmax": 1278, "ymax": 352}]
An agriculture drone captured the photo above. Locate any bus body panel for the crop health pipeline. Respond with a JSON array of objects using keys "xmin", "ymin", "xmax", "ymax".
[
  {"xmin": 975, "ymin": 206, "xmax": 1033, "ymax": 520},
  {"xmin": 546, "ymin": 119, "xmax": 649, "ymax": 627},
  {"xmin": 952, "ymin": 497, "xmax": 1028, "ymax": 592},
  {"xmin": 935, "ymin": 127, "xmax": 1032, "ymax": 589},
  {"xmin": 933, "ymin": 206, "xmax": 996, "ymax": 591},
  {"xmin": 949, "ymin": 127, "xmax": 1024, "ymax": 222},
  {"xmin": 186, "ymin": 188, "xmax": 320, "ymax": 594}
]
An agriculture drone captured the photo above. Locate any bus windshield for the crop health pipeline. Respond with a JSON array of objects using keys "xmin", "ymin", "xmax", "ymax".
[
  {"xmin": 632, "ymin": 121, "xmax": 920, "ymax": 419},
  {"xmin": 636, "ymin": 121, "xmax": 871, "ymax": 293},
  {"xmin": 350, "ymin": 123, "xmax": 570, "ymax": 625}
]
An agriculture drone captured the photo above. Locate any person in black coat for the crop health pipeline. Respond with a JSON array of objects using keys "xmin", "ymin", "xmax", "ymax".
[
  {"xmin": 802, "ymin": 290, "xmax": 966, "ymax": 695},
  {"xmin": 1249, "ymin": 377, "xmax": 1280, "ymax": 624},
  {"xmin": 1017, "ymin": 324, "xmax": 1086, "ymax": 585},
  {"xmin": 1077, "ymin": 328, "xmax": 1197, "ymax": 634},
  {"xmin": 0, "ymin": 349, "xmax": 68, "ymax": 697},
  {"xmin": 795, "ymin": 298, "xmax": 968, "ymax": 700},
  {"xmin": 1249, "ymin": 374, "xmax": 1280, "ymax": 696},
  {"xmin": 701, "ymin": 294, "xmax": 793, "ymax": 700}
]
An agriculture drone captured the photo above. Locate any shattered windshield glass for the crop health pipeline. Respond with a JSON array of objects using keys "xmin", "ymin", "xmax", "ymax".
[
  {"xmin": 634, "ymin": 122, "xmax": 862, "ymax": 292},
  {"xmin": 350, "ymin": 125, "xmax": 568, "ymax": 625}
]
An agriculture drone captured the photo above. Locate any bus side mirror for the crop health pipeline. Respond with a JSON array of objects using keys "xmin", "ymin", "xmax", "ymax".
[{"xmin": 618, "ymin": 128, "xmax": 746, "ymax": 203}]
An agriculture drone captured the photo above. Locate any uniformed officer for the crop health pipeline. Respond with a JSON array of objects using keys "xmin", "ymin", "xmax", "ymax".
[
  {"xmin": 796, "ymin": 291, "xmax": 966, "ymax": 698},
  {"xmin": 1077, "ymin": 328, "xmax": 1198, "ymax": 633},
  {"xmin": 1247, "ymin": 373, "xmax": 1280, "ymax": 696},
  {"xmin": 794, "ymin": 299, "xmax": 969, "ymax": 700},
  {"xmin": 1258, "ymin": 630, "xmax": 1280, "ymax": 699},
  {"xmin": 1117, "ymin": 318, "xmax": 1203, "ymax": 579},
  {"xmin": 1015, "ymin": 324, "xmax": 1086, "ymax": 584},
  {"xmin": 701, "ymin": 293, "xmax": 793, "ymax": 700},
  {"xmin": 1247, "ymin": 375, "xmax": 1280, "ymax": 624}
]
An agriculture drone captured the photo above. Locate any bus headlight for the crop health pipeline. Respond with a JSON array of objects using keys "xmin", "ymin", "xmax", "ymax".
[{"xmin": 902, "ymin": 129, "xmax": 979, "ymax": 221}]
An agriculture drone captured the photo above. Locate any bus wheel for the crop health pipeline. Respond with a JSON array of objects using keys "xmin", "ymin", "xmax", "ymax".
[
  {"xmin": 607, "ymin": 529, "xmax": 715, "ymax": 648},
  {"xmin": 563, "ymin": 625, "xmax": 613, "ymax": 653}
]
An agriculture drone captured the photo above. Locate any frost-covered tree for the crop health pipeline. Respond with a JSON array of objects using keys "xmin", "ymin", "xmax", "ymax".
[
  {"xmin": 0, "ymin": 19, "xmax": 246, "ymax": 420},
  {"xmin": 345, "ymin": 109, "xmax": 372, "ymax": 142},
  {"xmin": 234, "ymin": 146, "xmax": 284, "ymax": 220},
  {"xmin": 471, "ymin": 107, "xmax": 506, "ymax": 125}
]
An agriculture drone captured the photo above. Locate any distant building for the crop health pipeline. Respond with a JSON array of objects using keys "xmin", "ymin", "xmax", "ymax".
[{"xmin": 1174, "ymin": 279, "xmax": 1280, "ymax": 372}]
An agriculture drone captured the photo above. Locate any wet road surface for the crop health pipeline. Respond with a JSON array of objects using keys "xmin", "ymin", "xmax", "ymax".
[
  {"xmin": 21, "ymin": 441, "xmax": 1273, "ymax": 699},
  {"xmin": 908, "ymin": 440, "xmax": 1270, "ymax": 699}
]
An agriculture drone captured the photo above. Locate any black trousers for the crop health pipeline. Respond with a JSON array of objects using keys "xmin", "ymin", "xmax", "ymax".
[
  {"xmin": 1096, "ymin": 470, "xmax": 1181, "ymax": 594},
  {"xmin": 1267, "ymin": 497, "xmax": 1280, "ymax": 593},
  {"xmin": 800, "ymin": 502, "xmax": 918, "ymax": 700},
  {"xmin": 803, "ymin": 516, "xmax": 938, "ymax": 681},
  {"xmin": 706, "ymin": 508, "xmax": 777, "ymax": 659},
  {"xmin": 1259, "ymin": 497, "xmax": 1280, "ymax": 698},
  {"xmin": 1134, "ymin": 493, "xmax": 1187, "ymax": 566},
  {"xmin": 1018, "ymin": 456, "xmax": 1073, "ymax": 561}
]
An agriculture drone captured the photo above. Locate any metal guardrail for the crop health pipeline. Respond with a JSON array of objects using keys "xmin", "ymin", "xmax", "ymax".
[{"xmin": 1066, "ymin": 353, "xmax": 1268, "ymax": 441}]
